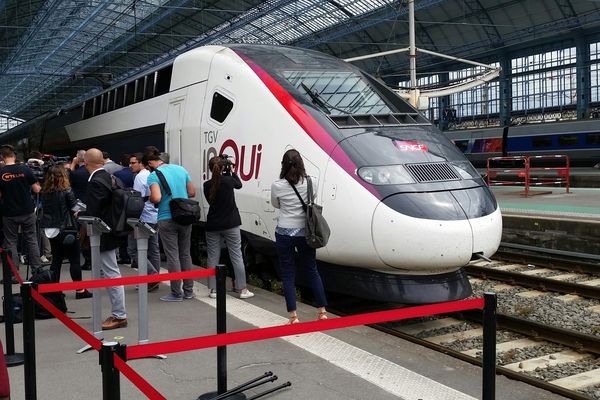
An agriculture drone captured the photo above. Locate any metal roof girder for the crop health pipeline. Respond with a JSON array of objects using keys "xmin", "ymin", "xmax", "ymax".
[
  {"xmin": 462, "ymin": 0, "xmax": 502, "ymax": 46},
  {"xmin": 70, "ymin": 0, "xmax": 299, "ymax": 100},
  {"xmin": 379, "ymin": 9, "xmax": 600, "ymax": 76},
  {"xmin": 296, "ymin": 0, "xmax": 446, "ymax": 48},
  {"xmin": 0, "ymin": 0, "xmax": 63, "ymax": 74}
]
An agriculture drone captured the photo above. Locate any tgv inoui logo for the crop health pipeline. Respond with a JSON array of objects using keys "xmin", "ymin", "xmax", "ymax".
[{"xmin": 202, "ymin": 133, "xmax": 263, "ymax": 181}]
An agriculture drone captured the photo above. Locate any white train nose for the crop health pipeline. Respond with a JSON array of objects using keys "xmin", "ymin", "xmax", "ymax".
[{"xmin": 371, "ymin": 201, "xmax": 473, "ymax": 272}]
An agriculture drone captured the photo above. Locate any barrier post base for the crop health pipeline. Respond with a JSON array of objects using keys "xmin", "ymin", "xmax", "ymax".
[
  {"xmin": 4, "ymin": 353, "xmax": 24, "ymax": 367},
  {"xmin": 197, "ymin": 392, "xmax": 246, "ymax": 400},
  {"xmin": 77, "ymin": 341, "xmax": 103, "ymax": 354}
]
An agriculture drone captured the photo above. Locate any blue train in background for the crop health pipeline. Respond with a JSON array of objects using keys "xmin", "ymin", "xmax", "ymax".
[{"xmin": 447, "ymin": 119, "xmax": 600, "ymax": 167}]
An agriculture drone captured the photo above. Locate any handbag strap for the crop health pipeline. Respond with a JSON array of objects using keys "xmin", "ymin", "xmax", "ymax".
[
  {"xmin": 154, "ymin": 169, "xmax": 172, "ymax": 196},
  {"xmin": 287, "ymin": 177, "xmax": 313, "ymax": 213},
  {"xmin": 306, "ymin": 176, "xmax": 315, "ymax": 206}
]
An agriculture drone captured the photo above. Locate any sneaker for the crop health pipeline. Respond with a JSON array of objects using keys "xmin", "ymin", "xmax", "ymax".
[
  {"xmin": 183, "ymin": 292, "xmax": 195, "ymax": 300},
  {"xmin": 147, "ymin": 282, "xmax": 160, "ymax": 292},
  {"xmin": 160, "ymin": 293, "xmax": 183, "ymax": 302},
  {"xmin": 239, "ymin": 288, "xmax": 254, "ymax": 299},
  {"xmin": 75, "ymin": 289, "xmax": 93, "ymax": 299},
  {"xmin": 40, "ymin": 255, "xmax": 51, "ymax": 264},
  {"xmin": 208, "ymin": 289, "xmax": 217, "ymax": 299},
  {"xmin": 102, "ymin": 316, "xmax": 127, "ymax": 330}
]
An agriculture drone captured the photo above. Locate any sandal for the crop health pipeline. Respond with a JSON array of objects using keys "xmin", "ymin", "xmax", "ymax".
[
  {"xmin": 317, "ymin": 310, "xmax": 328, "ymax": 320},
  {"xmin": 288, "ymin": 315, "xmax": 300, "ymax": 325}
]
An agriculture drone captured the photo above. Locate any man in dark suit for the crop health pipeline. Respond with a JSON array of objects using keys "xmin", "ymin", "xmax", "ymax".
[{"xmin": 84, "ymin": 148, "xmax": 127, "ymax": 330}]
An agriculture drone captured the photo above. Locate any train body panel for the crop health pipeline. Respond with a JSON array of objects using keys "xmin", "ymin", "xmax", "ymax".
[
  {"xmin": 0, "ymin": 44, "xmax": 504, "ymax": 303},
  {"xmin": 449, "ymin": 120, "xmax": 600, "ymax": 166}
]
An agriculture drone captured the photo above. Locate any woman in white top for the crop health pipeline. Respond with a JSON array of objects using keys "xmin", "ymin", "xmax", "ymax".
[{"xmin": 271, "ymin": 149, "xmax": 327, "ymax": 324}]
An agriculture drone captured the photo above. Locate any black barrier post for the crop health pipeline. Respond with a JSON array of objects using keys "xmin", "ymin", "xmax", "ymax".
[
  {"xmin": 21, "ymin": 282, "xmax": 36, "ymax": 400},
  {"xmin": 216, "ymin": 264, "xmax": 228, "ymax": 395},
  {"xmin": 1, "ymin": 249, "xmax": 24, "ymax": 367},
  {"xmin": 482, "ymin": 292, "xmax": 497, "ymax": 400},
  {"xmin": 100, "ymin": 342, "xmax": 122, "ymax": 400},
  {"xmin": 198, "ymin": 265, "xmax": 247, "ymax": 400}
]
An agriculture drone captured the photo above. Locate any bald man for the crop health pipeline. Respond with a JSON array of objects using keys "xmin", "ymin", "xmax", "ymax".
[{"xmin": 84, "ymin": 148, "xmax": 127, "ymax": 330}]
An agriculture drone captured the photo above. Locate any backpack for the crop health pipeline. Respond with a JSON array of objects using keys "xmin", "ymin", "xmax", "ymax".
[
  {"xmin": 30, "ymin": 269, "xmax": 67, "ymax": 319},
  {"xmin": 0, "ymin": 293, "xmax": 22, "ymax": 323},
  {"xmin": 109, "ymin": 176, "xmax": 144, "ymax": 235}
]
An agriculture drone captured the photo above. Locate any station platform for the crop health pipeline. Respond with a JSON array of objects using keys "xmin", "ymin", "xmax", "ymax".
[
  {"xmin": 3, "ymin": 267, "xmax": 567, "ymax": 400},
  {"xmin": 491, "ymin": 186, "xmax": 600, "ymax": 254},
  {"xmin": 479, "ymin": 167, "xmax": 600, "ymax": 188}
]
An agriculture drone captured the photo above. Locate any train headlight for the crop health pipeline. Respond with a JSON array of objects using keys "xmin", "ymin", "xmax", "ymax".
[
  {"xmin": 451, "ymin": 161, "xmax": 480, "ymax": 180},
  {"xmin": 358, "ymin": 165, "xmax": 415, "ymax": 185}
]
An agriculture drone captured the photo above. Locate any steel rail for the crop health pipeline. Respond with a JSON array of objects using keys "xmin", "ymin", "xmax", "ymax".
[
  {"xmin": 370, "ymin": 323, "xmax": 594, "ymax": 400},
  {"xmin": 465, "ymin": 265, "xmax": 600, "ymax": 300},
  {"xmin": 495, "ymin": 244, "xmax": 600, "ymax": 274},
  {"xmin": 460, "ymin": 311, "xmax": 600, "ymax": 355},
  {"xmin": 326, "ymin": 304, "xmax": 595, "ymax": 400}
]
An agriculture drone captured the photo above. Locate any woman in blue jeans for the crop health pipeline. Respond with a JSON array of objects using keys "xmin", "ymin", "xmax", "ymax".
[{"xmin": 271, "ymin": 149, "xmax": 327, "ymax": 324}]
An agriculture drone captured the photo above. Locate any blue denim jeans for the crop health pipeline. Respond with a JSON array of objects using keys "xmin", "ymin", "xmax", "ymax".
[{"xmin": 275, "ymin": 233, "xmax": 327, "ymax": 312}]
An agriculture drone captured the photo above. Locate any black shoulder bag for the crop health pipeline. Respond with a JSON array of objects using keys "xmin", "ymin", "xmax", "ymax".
[
  {"xmin": 155, "ymin": 170, "xmax": 200, "ymax": 225},
  {"xmin": 288, "ymin": 176, "xmax": 330, "ymax": 249}
]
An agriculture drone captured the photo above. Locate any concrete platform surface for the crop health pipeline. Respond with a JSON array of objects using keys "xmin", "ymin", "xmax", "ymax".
[
  {"xmin": 491, "ymin": 186, "xmax": 600, "ymax": 220},
  {"xmin": 3, "ymin": 266, "xmax": 569, "ymax": 400}
]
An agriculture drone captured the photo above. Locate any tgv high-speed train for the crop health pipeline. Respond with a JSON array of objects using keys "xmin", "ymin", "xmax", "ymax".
[
  {"xmin": 448, "ymin": 120, "xmax": 600, "ymax": 167},
  {"xmin": 0, "ymin": 44, "xmax": 502, "ymax": 304}
]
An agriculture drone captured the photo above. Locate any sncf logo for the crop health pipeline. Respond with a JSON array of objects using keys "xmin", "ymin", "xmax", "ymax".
[
  {"xmin": 202, "ymin": 133, "xmax": 262, "ymax": 181},
  {"xmin": 2, "ymin": 172, "xmax": 25, "ymax": 182},
  {"xmin": 393, "ymin": 140, "xmax": 428, "ymax": 152}
]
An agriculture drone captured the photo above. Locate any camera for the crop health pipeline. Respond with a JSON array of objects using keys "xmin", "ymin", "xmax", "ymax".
[
  {"xmin": 27, "ymin": 154, "xmax": 72, "ymax": 185},
  {"xmin": 220, "ymin": 154, "xmax": 235, "ymax": 176}
]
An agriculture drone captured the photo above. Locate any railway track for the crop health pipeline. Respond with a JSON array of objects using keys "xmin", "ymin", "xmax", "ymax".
[
  {"xmin": 326, "ymin": 299, "xmax": 600, "ymax": 400},
  {"xmin": 325, "ymin": 246, "xmax": 600, "ymax": 400}
]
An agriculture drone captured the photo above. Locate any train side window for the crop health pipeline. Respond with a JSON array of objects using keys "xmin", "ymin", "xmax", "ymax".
[
  {"xmin": 83, "ymin": 100, "xmax": 93, "ymax": 119},
  {"xmin": 210, "ymin": 92, "xmax": 234, "ymax": 123},
  {"xmin": 558, "ymin": 134, "xmax": 579, "ymax": 146},
  {"xmin": 115, "ymin": 86, "xmax": 125, "ymax": 109},
  {"xmin": 107, "ymin": 90, "xmax": 115, "ymax": 112},
  {"xmin": 93, "ymin": 96, "xmax": 101, "ymax": 116},
  {"xmin": 532, "ymin": 136, "xmax": 552, "ymax": 148},
  {"xmin": 586, "ymin": 133, "xmax": 600, "ymax": 145},
  {"xmin": 134, "ymin": 79, "xmax": 144, "ymax": 103},
  {"xmin": 144, "ymin": 73, "xmax": 155, "ymax": 99},
  {"xmin": 453, "ymin": 140, "xmax": 469, "ymax": 152},
  {"xmin": 155, "ymin": 65, "xmax": 173, "ymax": 96},
  {"xmin": 125, "ymin": 83, "xmax": 135, "ymax": 106},
  {"xmin": 102, "ymin": 92, "xmax": 110, "ymax": 114}
]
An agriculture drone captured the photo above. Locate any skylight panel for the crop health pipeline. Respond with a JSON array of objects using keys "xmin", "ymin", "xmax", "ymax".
[{"xmin": 334, "ymin": 0, "xmax": 393, "ymax": 16}]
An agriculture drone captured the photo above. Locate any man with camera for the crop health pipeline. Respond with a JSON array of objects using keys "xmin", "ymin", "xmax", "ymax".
[{"xmin": 0, "ymin": 146, "xmax": 42, "ymax": 275}]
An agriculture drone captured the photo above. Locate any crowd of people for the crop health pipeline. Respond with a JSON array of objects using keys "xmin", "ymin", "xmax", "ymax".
[{"xmin": 0, "ymin": 143, "xmax": 327, "ymax": 329}]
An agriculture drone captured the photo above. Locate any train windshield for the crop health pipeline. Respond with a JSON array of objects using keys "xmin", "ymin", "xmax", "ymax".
[{"xmin": 281, "ymin": 70, "xmax": 395, "ymax": 116}]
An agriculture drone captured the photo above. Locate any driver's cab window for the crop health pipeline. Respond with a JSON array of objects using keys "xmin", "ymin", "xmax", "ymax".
[{"xmin": 210, "ymin": 92, "xmax": 234, "ymax": 123}]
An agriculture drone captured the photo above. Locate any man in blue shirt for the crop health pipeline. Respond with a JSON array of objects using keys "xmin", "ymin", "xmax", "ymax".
[{"xmin": 146, "ymin": 149, "xmax": 196, "ymax": 302}]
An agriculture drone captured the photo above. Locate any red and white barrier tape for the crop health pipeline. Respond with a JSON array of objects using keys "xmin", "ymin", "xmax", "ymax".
[
  {"xmin": 127, "ymin": 298, "xmax": 485, "ymax": 359},
  {"xmin": 37, "ymin": 268, "xmax": 215, "ymax": 293},
  {"xmin": 113, "ymin": 354, "xmax": 167, "ymax": 400},
  {"xmin": 0, "ymin": 249, "xmax": 24, "ymax": 285}
]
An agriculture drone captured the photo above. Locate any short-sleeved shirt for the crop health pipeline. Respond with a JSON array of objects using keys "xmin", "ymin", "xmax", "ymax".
[
  {"xmin": 133, "ymin": 168, "xmax": 158, "ymax": 224},
  {"xmin": 147, "ymin": 164, "xmax": 191, "ymax": 221},
  {"xmin": 0, "ymin": 164, "xmax": 37, "ymax": 217}
]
